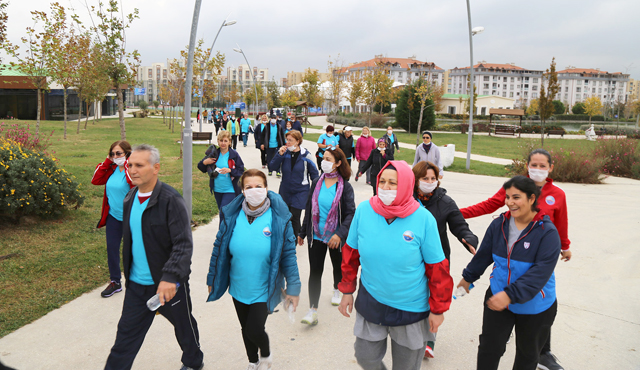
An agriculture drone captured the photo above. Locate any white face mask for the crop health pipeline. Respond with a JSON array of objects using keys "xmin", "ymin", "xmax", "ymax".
[
  {"xmin": 270, "ymin": 119, "xmax": 276, "ymax": 124},
  {"xmin": 419, "ymin": 180, "xmax": 438, "ymax": 194},
  {"xmin": 113, "ymin": 157, "xmax": 126, "ymax": 166},
  {"xmin": 528, "ymin": 168, "xmax": 549, "ymax": 183},
  {"xmin": 378, "ymin": 147, "xmax": 385, "ymax": 152},
  {"xmin": 362, "ymin": 134, "xmax": 369, "ymax": 137},
  {"xmin": 244, "ymin": 187, "xmax": 267, "ymax": 207},
  {"xmin": 387, "ymin": 130, "xmax": 393, "ymax": 135},
  {"xmin": 287, "ymin": 145, "xmax": 297, "ymax": 152},
  {"xmin": 327, "ymin": 133, "xmax": 333, "ymax": 137},
  {"xmin": 321, "ymin": 160, "xmax": 335, "ymax": 173},
  {"xmin": 377, "ymin": 189, "xmax": 397, "ymax": 206}
]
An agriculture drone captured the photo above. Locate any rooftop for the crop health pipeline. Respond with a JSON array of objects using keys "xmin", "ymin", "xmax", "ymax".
[
  {"xmin": 0, "ymin": 64, "xmax": 32, "ymax": 77},
  {"xmin": 343, "ymin": 57, "xmax": 442, "ymax": 72},
  {"xmin": 454, "ymin": 62, "xmax": 527, "ymax": 71}
]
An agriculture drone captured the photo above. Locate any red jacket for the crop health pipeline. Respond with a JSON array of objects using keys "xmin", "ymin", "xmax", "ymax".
[
  {"xmin": 355, "ymin": 135, "xmax": 376, "ymax": 162},
  {"xmin": 460, "ymin": 178, "xmax": 570, "ymax": 250},
  {"xmin": 91, "ymin": 157, "xmax": 134, "ymax": 228}
]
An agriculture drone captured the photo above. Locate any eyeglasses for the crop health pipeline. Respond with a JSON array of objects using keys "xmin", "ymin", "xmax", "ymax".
[
  {"xmin": 422, "ymin": 136, "xmax": 431, "ymax": 139},
  {"xmin": 110, "ymin": 151, "xmax": 125, "ymax": 156}
]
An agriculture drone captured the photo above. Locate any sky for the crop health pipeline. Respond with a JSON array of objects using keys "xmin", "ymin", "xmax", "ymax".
[{"xmin": 3, "ymin": 0, "xmax": 639, "ymax": 80}]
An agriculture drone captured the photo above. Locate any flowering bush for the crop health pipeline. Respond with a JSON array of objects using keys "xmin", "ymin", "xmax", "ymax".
[
  {"xmin": 0, "ymin": 122, "xmax": 54, "ymax": 155},
  {"xmin": 0, "ymin": 138, "xmax": 83, "ymax": 220},
  {"xmin": 594, "ymin": 138, "xmax": 640, "ymax": 179}
]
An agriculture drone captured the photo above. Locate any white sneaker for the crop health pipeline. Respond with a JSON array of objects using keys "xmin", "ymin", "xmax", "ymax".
[
  {"xmin": 301, "ymin": 309, "xmax": 318, "ymax": 325},
  {"xmin": 331, "ymin": 289, "xmax": 341, "ymax": 306},
  {"xmin": 246, "ymin": 361, "xmax": 260, "ymax": 370},
  {"xmin": 258, "ymin": 355, "xmax": 272, "ymax": 370}
]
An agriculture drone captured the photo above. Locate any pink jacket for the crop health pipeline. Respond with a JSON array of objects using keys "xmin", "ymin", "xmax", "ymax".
[{"xmin": 355, "ymin": 135, "xmax": 376, "ymax": 161}]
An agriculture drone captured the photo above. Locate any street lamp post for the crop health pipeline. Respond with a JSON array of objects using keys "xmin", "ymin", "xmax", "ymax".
[
  {"xmin": 465, "ymin": 0, "xmax": 484, "ymax": 170},
  {"xmin": 233, "ymin": 44, "xmax": 259, "ymax": 119},
  {"xmin": 199, "ymin": 15, "xmax": 236, "ymax": 132}
]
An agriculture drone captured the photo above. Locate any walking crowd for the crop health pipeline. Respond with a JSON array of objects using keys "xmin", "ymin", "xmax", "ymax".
[{"xmin": 89, "ymin": 110, "xmax": 571, "ymax": 370}]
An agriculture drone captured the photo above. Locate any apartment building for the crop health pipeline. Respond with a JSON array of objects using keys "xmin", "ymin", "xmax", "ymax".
[
  {"xmin": 554, "ymin": 67, "xmax": 629, "ymax": 107},
  {"xmin": 286, "ymin": 70, "xmax": 331, "ymax": 86},
  {"xmin": 339, "ymin": 55, "xmax": 445, "ymax": 86},
  {"xmin": 226, "ymin": 64, "xmax": 269, "ymax": 91},
  {"xmin": 628, "ymin": 79, "xmax": 640, "ymax": 101},
  {"xmin": 448, "ymin": 62, "xmax": 543, "ymax": 108},
  {"xmin": 128, "ymin": 62, "xmax": 168, "ymax": 105}
]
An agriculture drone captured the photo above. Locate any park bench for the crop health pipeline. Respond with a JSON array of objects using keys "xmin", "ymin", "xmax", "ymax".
[
  {"xmin": 192, "ymin": 132, "xmax": 213, "ymax": 144},
  {"xmin": 491, "ymin": 125, "xmax": 520, "ymax": 137},
  {"xmin": 546, "ymin": 129, "xmax": 565, "ymax": 138},
  {"xmin": 595, "ymin": 130, "xmax": 606, "ymax": 137}
]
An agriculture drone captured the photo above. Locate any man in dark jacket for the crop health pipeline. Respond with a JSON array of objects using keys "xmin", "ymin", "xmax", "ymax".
[
  {"xmin": 105, "ymin": 144, "xmax": 204, "ymax": 370},
  {"xmin": 381, "ymin": 126, "xmax": 401, "ymax": 155},
  {"xmin": 261, "ymin": 113, "xmax": 285, "ymax": 176},
  {"xmin": 338, "ymin": 126, "xmax": 355, "ymax": 166},
  {"xmin": 289, "ymin": 113, "xmax": 304, "ymax": 136}
]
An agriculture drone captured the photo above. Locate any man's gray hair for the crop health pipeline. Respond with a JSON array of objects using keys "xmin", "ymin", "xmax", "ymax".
[{"xmin": 132, "ymin": 144, "xmax": 160, "ymax": 165}]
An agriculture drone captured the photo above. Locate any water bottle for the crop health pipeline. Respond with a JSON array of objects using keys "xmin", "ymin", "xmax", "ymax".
[
  {"xmin": 147, "ymin": 282, "xmax": 180, "ymax": 311},
  {"xmin": 281, "ymin": 291, "xmax": 295, "ymax": 323},
  {"xmin": 453, "ymin": 283, "xmax": 474, "ymax": 300}
]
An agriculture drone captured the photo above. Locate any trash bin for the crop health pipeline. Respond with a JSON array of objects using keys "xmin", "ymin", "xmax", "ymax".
[{"xmin": 441, "ymin": 144, "xmax": 455, "ymax": 168}]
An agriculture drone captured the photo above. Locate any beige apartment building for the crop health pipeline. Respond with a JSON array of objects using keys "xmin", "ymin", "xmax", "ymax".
[
  {"xmin": 627, "ymin": 78, "xmax": 640, "ymax": 101},
  {"xmin": 286, "ymin": 69, "xmax": 331, "ymax": 87}
]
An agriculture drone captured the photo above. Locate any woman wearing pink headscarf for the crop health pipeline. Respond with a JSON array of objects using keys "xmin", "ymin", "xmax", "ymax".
[{"xmin": 338, "ymin": 160, "xmax": 454, "ymax": 370}]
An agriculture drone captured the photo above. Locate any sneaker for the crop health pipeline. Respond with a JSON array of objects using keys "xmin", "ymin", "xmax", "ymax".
[
  {"xmin": 538, "ymin": 351, "xmax": 563, "ymax": 370},
  {"xmin": 179, "ymin": 363, "xmax": 204, "ymax": 370},
  {"xmin": 246, "ymin": 362, "xmax": 260, "ymax": 370},
  {"xmin": 355, "ymin": 173, "xmax": 359, "ymax": 182},
  {"xmin": 268, "ymin": 171, "xmax": 273, "ymax": 176},
  {"xmin": 276, "ymin": 172, "xmax": 281, "ymax": 178},
  {"xmin": 257, "ymin": 355, "xmax": 272, "ymax": 370},
  {"xmin": 301, "ymin": 309, "xmax": 318, "ymax": 325},
  {"xmin": 262, "ymin": 165, "xmax": 266, "ymax": 169},
  {"xmin": 424, "ymin": 345, "xmax": 434, "ymax": 358},
  {"xmin": 101, "ymin": 281, "xmax": 122, "ymax": 298},
  {"xmin": 331, "ymin": 289, "xmax": 341, "ymax": 306}
]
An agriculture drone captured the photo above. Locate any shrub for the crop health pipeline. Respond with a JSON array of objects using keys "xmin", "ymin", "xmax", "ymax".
[
  {"xmin": 519, "ymin": 125, "xmax": 565, "ymax": 134},
  {"xmin": 572, "ymin": 102, "xmax": 586, "ymax": 114},
  {"xmin": 594, "ymin": 138, "xmax": 640, "ymax": 179},
  {"xmin": 0, "ymin": 122, "xmax": 54, "ymax": 155},
  {"xmin": 579, "ymin": 125, "xmax": 640, "ymax": 136},
  {"xmin": 0, "ymin": 138, "xmax": 84, "ymax": 221}
]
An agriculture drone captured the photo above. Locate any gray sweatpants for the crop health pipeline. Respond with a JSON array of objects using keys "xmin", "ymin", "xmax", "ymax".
[{"xmin": 354, "ymin": 336, "xmax": 425, "ymax": 370}]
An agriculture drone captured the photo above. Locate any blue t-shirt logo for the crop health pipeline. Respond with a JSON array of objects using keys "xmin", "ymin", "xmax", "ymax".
[
  {"xmin": 545, "ymin": 195, "xmax": 555, "ymax": 205},
  {"xmin": 403, "ymin": 230, "xmax": 415, "ymax": 242},
  {"xmin": 263, "ymin": 226, "xmax": 272, "ymax": 237}
]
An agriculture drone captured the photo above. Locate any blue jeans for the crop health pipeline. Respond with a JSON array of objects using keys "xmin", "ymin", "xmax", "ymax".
[
  {"xmin": 242, "ymin": 132, "xmax": 249, "ymax": 146},
  {"xmin": 214, "ymin": 192, "xmax": 237, "ymax": 215},
  {"xmin": 105, "ymin": 214, "xmax": 123, "ymax": 283}
]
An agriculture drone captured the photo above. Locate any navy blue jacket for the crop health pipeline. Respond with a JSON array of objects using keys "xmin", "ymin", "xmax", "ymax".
[
  {"xmin": 462, "ymin": 212, "xmax": 560, "ymax": 314},
  {"xmin": 290, "ymin": 120, "xmax": 303, "ymax": 136},
  {"xmin": 261, "ymin": 123, "xmax": 285, "ymax": 149},
  {"xmin": 268, "ymin": 148, "xmax": 319, "ymax": 210},
  {"xmin": 254, "ymin": 123, "xmax": 265, "ymax": 148},
  {"xmin": 196, "ymin": 146, "xmax": 245, "ymax": 195},
  {"xmin": 206, "ymin": 191, "xmax": 301, "ymax": 313},
  {"xmin": 300, "ymin": 177, "xmax": 356, "ymax": 246}
]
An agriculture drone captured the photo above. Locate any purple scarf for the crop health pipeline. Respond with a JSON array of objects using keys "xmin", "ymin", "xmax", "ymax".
[{"xmin": 312, "ymin": 171, "xmax": 344, "ymax": 243}]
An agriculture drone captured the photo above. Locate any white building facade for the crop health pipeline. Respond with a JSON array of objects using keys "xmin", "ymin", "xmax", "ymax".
[
  {"xmin": 340, "ymin": 56, "xmax": 445, "ymax": 86},
  {"xmin": 554, "ymin": 67, "xmax": 629, "ymax": 108}
]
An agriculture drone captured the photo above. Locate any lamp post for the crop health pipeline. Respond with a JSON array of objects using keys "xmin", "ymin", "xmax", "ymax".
[
  {"xmin": 465, "ymin": 0, "xmax": 484, "ymax": 170},
  {"xmin": 198, "ymin": 15, "xmax": 236, "ymax": 132},
  {"xmin": 233, "ymin": 44, "xmax": 259, "ymax": 118}
]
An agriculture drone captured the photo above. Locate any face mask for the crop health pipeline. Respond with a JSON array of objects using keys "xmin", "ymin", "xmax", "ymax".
[
  {"xmin": 528, "ymin": 168, "xmax": 549, "ymax": 183},
  {"xmin": 419, "ymin": 180, "xmax": 438, "ymax": 194},
  {"xmin": 387, "ymin": 130, "xmax": 393, "ymax": 135},
  {"xmin": 244, "ymin": 187, "xmax": 267, "ymax": 207},
  {"xmin": 321, "ymin": 160, "xmax": 335, "ymax": 173},
  {"xmin": 286, "ymin": 127, "xmax": 292, "ymax": 130},
  {"xmin": 113, "ymin": 157, "xmax": 126, "ymax": 166},
  {"xmin": 327, "ymin": 133, "xmax": 333, "ymax": 137},
  {"xmin": 377, "ymin": 189, "xmax": 397, "ymax": 206},
  {"xmin": 378, "ymin": 147, "xmax": 385, "ymax": 152},
  {"xmin": 362, "ymin": 134, "xmax": 369, "ymax": 138},
  {"xmin": 287, "ymin": 145, "xmax": 297, "ymax": 151},
  {"xmin": 270, "ymin": 119, "xmax": 276, "ymax": 124}
]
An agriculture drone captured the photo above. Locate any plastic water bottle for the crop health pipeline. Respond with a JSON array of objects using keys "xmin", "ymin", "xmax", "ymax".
[
  {"xmin": 146, "ymin": 282, "xmax": 181, "ymax": 311},
  {"xmin": 453, "ymin": 283, "xmax": 474, "ymax": 300},
  {"xmin": 281, "ymin": 291, "xmax": 295, "ymax": 323}
]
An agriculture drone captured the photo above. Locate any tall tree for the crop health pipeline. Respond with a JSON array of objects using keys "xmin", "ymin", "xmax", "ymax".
[
  {"xmin": 538, "ymin": 57, "xmax": 559, "ymax": 146},
  {"xmin": 88, "ymin": 0, "xmax": 140, "ymax": 140},
  {"xmin": 327, "ymin": 55, "xmax": 345, "ymax": 114},
  {"xmin": 348, "ymin": 71, "xmax": 365, "ymax": 114},
  {"xmin": 527, "ymin": 98, "xmax": 540, "ymax": 115},
  {"xmin": 179, "ymin": 39, "xmax": 225, "ymax": 108},
  {"xmin": 281, "ymin": 88, "xmax": 299, "ymax": 109},
  {"xmin": 266, "ymin": 81, "xmax": 281, "ymax": 108},
  {"xmin": 583, "ymin": 96, "xmax": 603, "ymax": 124},
  {"xmin": 81, "ymin": 43, "xmax": 112, "ymax": 127},
  {"xmin": 301, "ymin": 68, "xmax": 322, "ymax": 112},
  {"xmin": 363, "ymin": 61, "xmax": 393, "ymax": 122},
  {"xmin": 414, "ymin": 77, "xmax": 443, "ymax": 145}
]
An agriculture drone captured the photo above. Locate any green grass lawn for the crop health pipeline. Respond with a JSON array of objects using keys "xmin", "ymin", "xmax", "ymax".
[{"xmin": 0, "ymin": 117, "xmax": 217, "ymax": 337}]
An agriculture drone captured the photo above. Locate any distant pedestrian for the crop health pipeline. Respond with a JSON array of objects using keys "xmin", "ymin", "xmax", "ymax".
[
  {"xmin": 254, "ymin": 114, "xmax": 269, "ymax": 169},
  {"xmin": 197, "ymin": 109, "xmax": 201, "ymax": 123},
  {"xmin": 104, "ymin": 144, "xmax": 204, "ymax": 370},
  {"xmin": 338, "ymin": 160, "xmax": 453, "ymax": 370},
  {"xmin": 413, "ymin": 131, "xmax": 443, "ymax": 178},
  {"xmin": 227, "ymin": 115, "xmax": 241, "ymax": 150},
  {"xmin": 458, "ymin": 175, "xmax": 561, "ymax": 370},
  {"xmin": 381, "ymin": 126, "xmax": 400, "ymax": 155},
  {"xmin": 358, "ymin": 138, "xmax": 393, "ymax": 195},
  {"xmin": 354, "ymin": 126, "xmax": 376, "ymax": 184},
  {"xmin": 91, "ymin": 140, "xmax": 134, "ymax": 298},
  {"xmin": 207, "ymin": 169, "xmax": 301, "ymax": 370},
  {"xmin": 315, "ymin": 125, "xmax": 339, "ymax": 172},
  {"xmin": 298, "ymin": 147, "xmax": 355, "ymax": 326},
  {"xmin": 240, "ymin": 113, "xmax": 252, "ymax": 147},
  {"xmin": 338, "ymin": 126, "xmax": 356, "ymax": 167},
  {"xmin": 289, "ymin": 113, "xmax": 303, "ymax": 136},
  {"xmin": 261, "ymin": 113, "xmax": 285, "ymax": 177},
  {"xmin": 203, "ymin": 109, "xmax": 208, "ymax": 124}
]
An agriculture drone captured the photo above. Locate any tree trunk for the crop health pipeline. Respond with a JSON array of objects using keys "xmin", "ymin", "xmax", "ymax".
[
  {"xmin": 116, "ymin": 86, "xmax": 126, "ymax": 140},
  {"xmin": 163, "ymin": 106, "xmax": 166, "ymax": 125},
  {"xmin": 541, "ymin": 119, "xmax": 545, "ymax": 147},
  {"xmin": 36, "ymin": 88, "xmax": 41, "ymax": 134},
  {"xmin": 172, "ymin": 106, "xmax": 175, "ymax": 134},
  {"xmin": 636, "ymin": 112, "xmax": 639, "ymax": 127},
  {"xmin": 77, "ymin": 93, "xmax": 82, "ymax": 134},
  {"xmin": 63, "ymin": 87, "xmax": 68, "ymax": 140},
  {"xmin": 93, "ymin": 100, "xmax": 97, "ymax": 125},
  {"xmin": 84, "ymin": 101, "xmax": 90, "ymax": 129},
  {"xmin": 416, "ymin": 103, "xmax": 425, "ymax": 146}
]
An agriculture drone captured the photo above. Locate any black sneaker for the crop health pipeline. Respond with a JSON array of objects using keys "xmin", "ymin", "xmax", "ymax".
[
  {"xmin": 355, "ymin": 173, "xmax": 359, "ymax": 181},
  {"xmin": 101, "ymin": 281, "xmax": 122, "ymax": 298},
  {"xmin": 538, "ymin": 351, "xmax": 563, "ymax": 370},
  {"xmin": 179, "ymin": 363, "xmax": 204, "ymax": 370}
]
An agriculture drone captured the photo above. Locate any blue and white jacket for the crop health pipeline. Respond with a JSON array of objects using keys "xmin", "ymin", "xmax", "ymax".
[
  {"xmin": 206, "ymin": 191, "xmax": 301, "ymax": 313},
  {"xmin": 462, "ymin": 211, "xmax": 560, "ymax": 315},
  {"xmin": 268, "ymin": 148, "xmax": 319, "ymax": 210}
]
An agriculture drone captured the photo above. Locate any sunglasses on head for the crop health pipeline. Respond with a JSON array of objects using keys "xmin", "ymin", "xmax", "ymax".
[{"xmin": 110, "ymin": 151, "xmax": 125, "ymax": 156}]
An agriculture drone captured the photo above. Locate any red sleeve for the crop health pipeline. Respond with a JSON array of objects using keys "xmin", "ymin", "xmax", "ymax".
[
  {"xmin": 338, "ymin": 244, "xmax": 360, "ymax": 294},
  {"xmin": 460, "ymin": 187, "xmax": 506, "ymax": 219},
  {"xmin": 425, "ymin": 259, "xmax": 453, "ymax": 315},
  {"xmin": 554, "ymin": 192, "xmax": 571, "ymax": 251},
  {"xmin": 91, "ymin": 158, "xmax": 114, "ymax": 185}
]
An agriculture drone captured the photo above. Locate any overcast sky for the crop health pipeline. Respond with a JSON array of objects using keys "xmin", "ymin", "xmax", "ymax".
[{"xmin": 4, "ymin": 0, "xmax": 639, "ymax": 80}]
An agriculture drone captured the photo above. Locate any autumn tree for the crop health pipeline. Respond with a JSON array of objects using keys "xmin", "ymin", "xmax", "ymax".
[
  {"xmin": 347, "ymin": 71, "xmax": 365, "ymax": 114},
  {"xmin": 538, "ymin": 57, "xmax": 560, "ymax": 146},
  {"xmin": 243, "ymin": 83, "xmax": 264, "ymax": 111},
  {"xmin": 301, "ymin": 68, "xmax": 323, "ymax": 113},
  {"xmin": 527, "ymin": 99, "xmax": 540, "ymax": 116},
  {"xmin": 463, "ymin": 74, "xmax": 478, "ymax": 118},
  {"xmin": 583, "ymin": 96, "xmax": 603, "ymax": 124},
  {"xmin": 327, "ymin": 55, "xmax": 345, "ymax": 114},
  {"xmin": 180, "ymin": 39, "xmax": 225, "ymax": 108},
  {"xmin": 414, "ymin": 77, "xmax": 442, "ymax": 145},
  {"xmin": 81, "ymin": 43, "xmax": 112, "ymax": 127},
  {"xmin": 68, "ymin": 32, "xmax": 92, "ymax": 133},
  {"xmin": 363, "ymin": 61, "xmax": 394, "ymax": 122},
  {"xmin": 266, "ymin": 81, "xmax": 281, "ymax": 109},
  {"xmin": 281, "ymin": 88, "xmax": 299, "ymax": 109},
  {"xmin": 88, "ymin": 0, "xmax": 140, "ymax": 140}
]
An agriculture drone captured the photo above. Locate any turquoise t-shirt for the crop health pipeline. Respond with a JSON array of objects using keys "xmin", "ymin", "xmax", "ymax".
[
  {"xmin": 346, "ymin": 200, "xmax": 445, "ymax": 312},
  {"xmin": 313, "ymin": 180, "xmax": 337, "ymax": 241},
  {"xmin": 214, "ymin": 151, "xmax": 235, "ymax": 193},
  {"xmin": 129, "ymin": 192, "xmax": 154, "ymax": 285},
  {"xmin": 231, "ymin": 123, "xmax": 237, "ymax": 135},
  {"xmin": 106, "ymin": 167, "xmax": 129, "ymax": 221},
  {"xmin": 317, "ymin": 133, "xmax": 339, "ymax": 158},
  {"xmin": 229, "ymin": 208, "xmax": 272, "ymax": 304},
  {"xmin": 389, "ymin": 133, "xmax": 395, "ymax": 144},
  {"xmin": 269, "ymin": 124, "xmax": 278, "ymax": 148},
  {"xmin": 240, "ymin": 118, "xmax": 251, "ymax": 133}
]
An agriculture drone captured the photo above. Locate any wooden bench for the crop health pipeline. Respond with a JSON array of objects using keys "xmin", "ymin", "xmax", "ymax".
[
  {"xmin": 491, "ymin": 126, "xmax": 519, "ymax": 137},
  {"xmin": 192, "ymin": 132, "xmax": 213, "ymax": 144},
  {"xmin": 595, "ymin": 130, "xmax": 606, "ymax": 137},
  {"xmin": 546, "ymin": 129, "xmax": 565, "ymax": 138}
]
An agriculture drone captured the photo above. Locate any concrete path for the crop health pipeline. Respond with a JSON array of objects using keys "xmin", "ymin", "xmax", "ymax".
[{"xmin": 1, "ymin": 130, "xmax": 639, "ymax": 370}]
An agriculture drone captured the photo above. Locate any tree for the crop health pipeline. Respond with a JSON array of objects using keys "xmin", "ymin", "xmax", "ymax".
[
  {"xmin": 179, "ymin": 39, "xmax": 225, "ymax": 107},
  {"xmin": 347, "ymin": 71, "xmax": 365, "ymax": 114},
  {"xmin": 414, "ymin": 77, "xmax": 442, "ymax": 144},
  {"xmin": 327, "ymin": 55, "xmax": 345, "ymax": 114},
  {"xmin": 527, "ymin": 99, "xmax": 539, "ymax": 116},
  {"xmin": 138, "ymin": 100, "xmax": 149, "ymax": 112},
  {"xmin": 583, "ymin": 96, "xmax": 603, "ymax": 124},
  {"xmin": 266, "ymin": 81, "xmax": 281, "ymax": 109},
  {"xmin": 301, "ymin": 68, "xmax": 322, "ymax": 112},
  {"xmin": 395, "ymin": 84, "xmax": 420, "ymax": 133},
  {"xmin": 630, "ymin": 99, "xmax": 640, "ymax": 126},
  {"xmin": 69, "ymin": 32, "xmax": 92, "ymax": 134},
  {"xmin": 281, "ymin": 88, "xmax": 299, "ymax": 109},
  {"xmin": 152, "ymin": 100, "xmax": 160, "ymax": 110},
  {"xmin": 363, "ymin": 61, "xmax": 393, "ymax": 121},
  {"xmin": 538, "ymin": 57, "xmax": 560, "ymax": 146},
  {"xmin": 88, "ymin": 0, "xmax": 140, "ymax": 140},
  {"xmin": 81, "ymin": 43, "xmax": 112, "ymax": 127},
  {"xmin": 462, "ymin": 74, "xmax": 478, "ymax": 119},
  {"xmin": 552, "ymin": 100, "xmax": 565, "ymax": 115},
  {"xmin": 572, "ymin": 102, "xmax": 586, "ymax": 114},
  {"xmin": 243, "ymin": 83, "xmax": 264, "ymax": 111}
]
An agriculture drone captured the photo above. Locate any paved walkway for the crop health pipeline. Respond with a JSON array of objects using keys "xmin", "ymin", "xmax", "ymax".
[{"xmin": 1, "ymin": 131, "xmax": 639, "ymax": 369}]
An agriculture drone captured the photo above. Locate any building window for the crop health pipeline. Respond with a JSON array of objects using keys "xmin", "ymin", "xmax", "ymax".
[
  {"xmin": 533, "ymin": 78, "xmax": 538, "ymax": 83},
  {"xmin": 525, "ymin": 77, "xmax": 529, "ymax": 81},
  {"xmin": 509, "ymin": 92, "xmax": 514, "ymax": 97},
  {"xmin": 483, "ymin": 90, "xmax": 489, "ymax": 95},
  {"xmin": 576, "ymin": 87, "xmax": 581, "ymax": 92},
  {"xmin": 598, "ymin": 88, "xmax": 602, "ymax": 93},
  {"xmin": 532, "ymin": 86, "xmax": 538, "ymax": 91},
  {"xmin": 148, "ymin": 70, "xmax": 152, "ymax": 78},
  {"xmin": 592, "ymin": 88, "xmax": 596, "ymax": 93},
  {"xmin": 502, "ymin": 92, "xmax": 507, "ymax": 97},
  {"xmin": 163, "ymin": 69, "xmax": 167, "ymax": 78},
  {"xmin": 532, "ymin": 92, "xmax": 538, "ymax": 98},
  {"xmin": 524, "ymin": 92, "xmax": 528, "ymax": 97},
  {"xmin": 484, "ymin": 76, "xmax": 490, "ymax": 81},
  {"xmin": 576, "ymin": 94, "xmax": 580, "ymax": 100},
  {"xmin": 577, "ymin": 80, "xmax": 582, "ymax": 85},
  {"xmin": 511, "ymin": 77, "xmax": 514, "ymax": 82},
  {"xmin": 484, "ymin": 83, "xmax": 489, "ymax": 89},
  {"xmin": 503, "ymin": 77, "xmax": 507, "ymax": 82}
]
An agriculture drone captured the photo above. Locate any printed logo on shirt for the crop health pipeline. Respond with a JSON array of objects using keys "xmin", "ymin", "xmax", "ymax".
[
  {"xmin": 524, "ymin": 242, "xmax": 531, "ymax": 249},
  {"xmin": 263, "ymin": 227, "xmax": 272, "ymax": 237},
  {"xmin": 402, "ymin": 230, "xmax": 415, "ymax": 242},
  {"xmin": 545, "ymin": 195, "xmax": 556, "ymax": 205}
]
